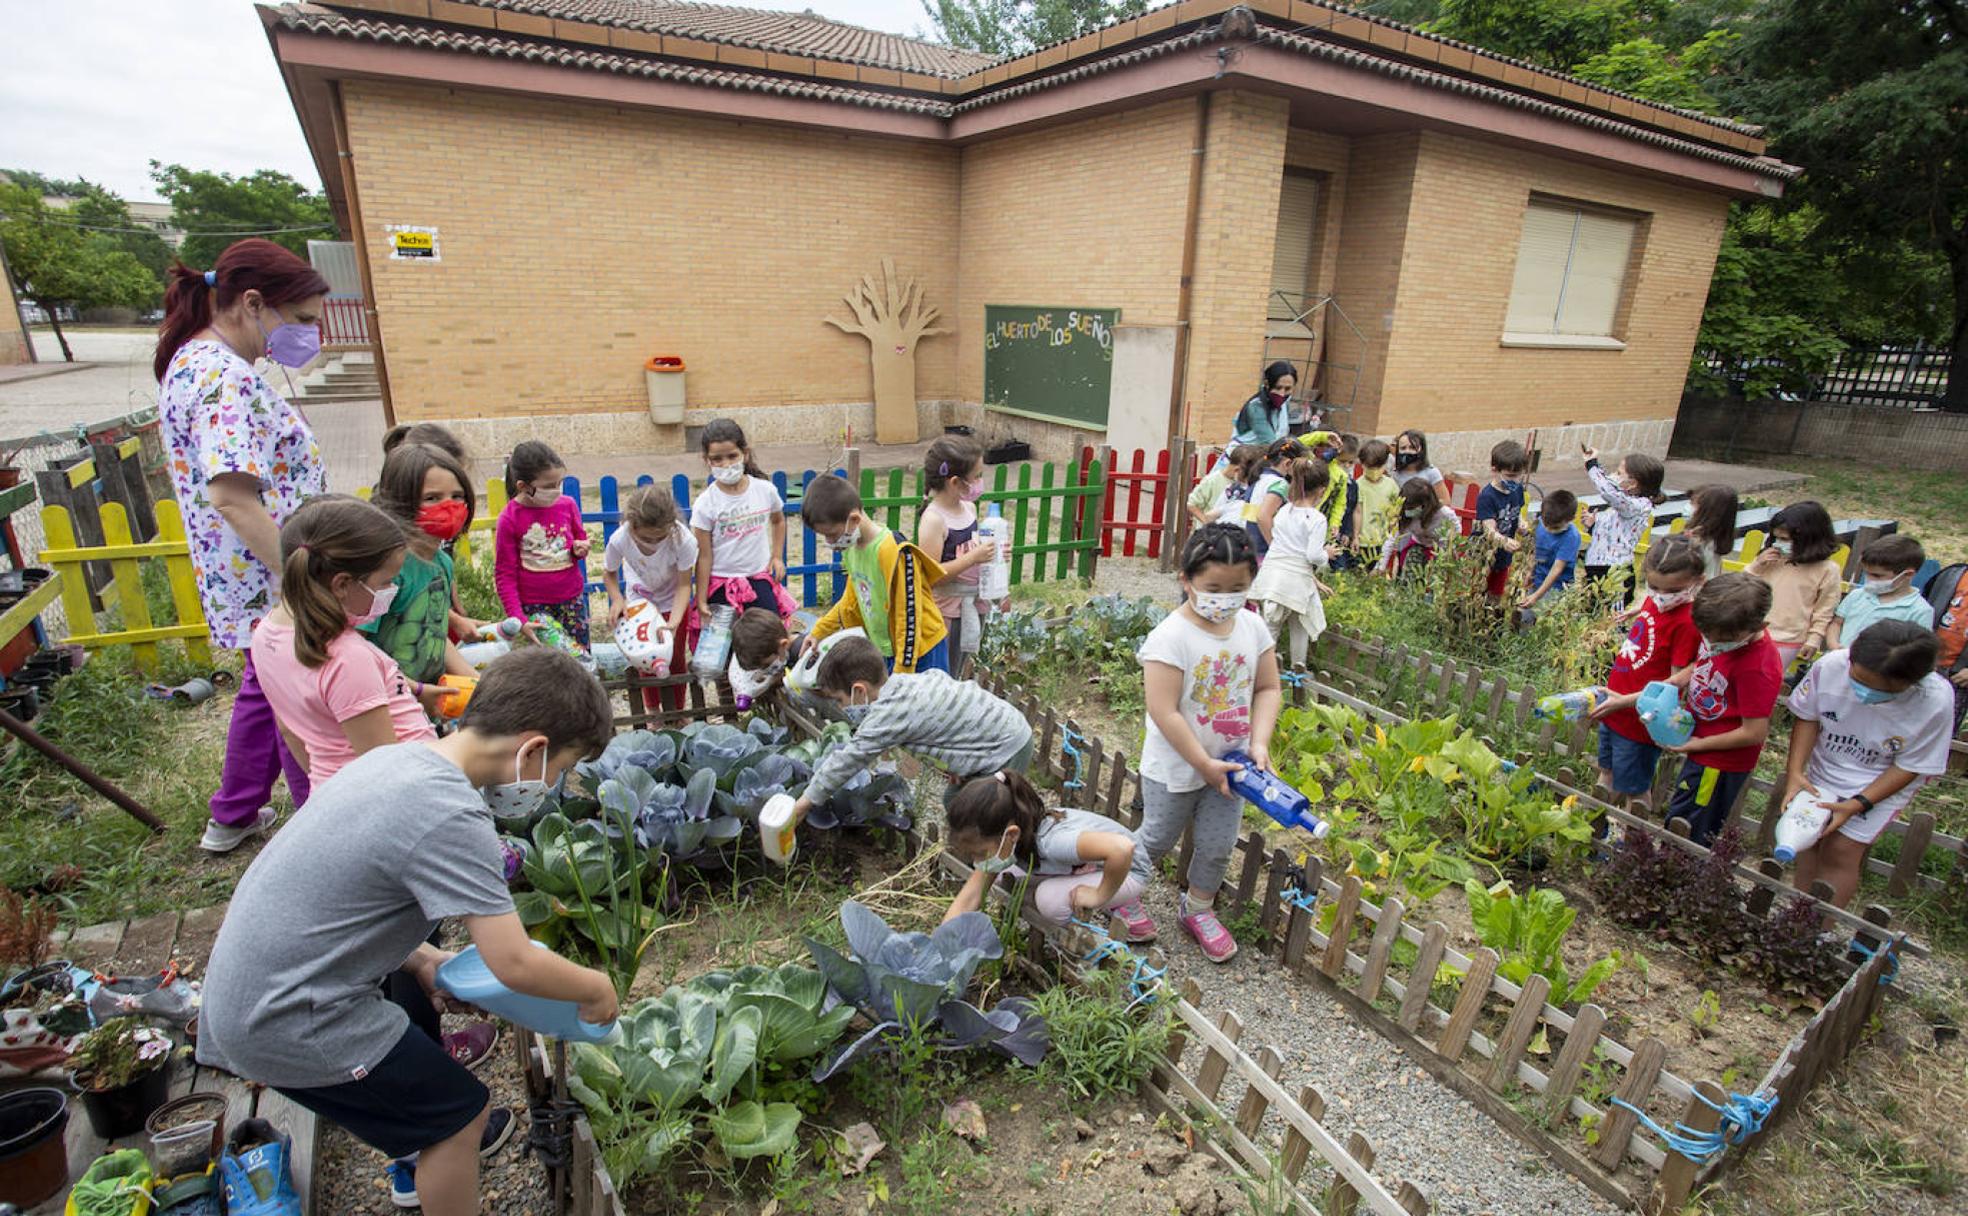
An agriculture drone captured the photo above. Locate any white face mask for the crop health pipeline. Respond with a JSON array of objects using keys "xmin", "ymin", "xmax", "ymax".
[
  {"xmin": 1650, "ymin": 587, "xmax": 1697, "ymax": 611},
  {"xmin": 1190, "ymin": 590, "xmax": 1245, "ymax": 623},
  {"xmin": 1768, "ymin": 539, "xmax": 1793, "ymax": 557},
  {"xmin": 974, "ymin": 830, "xmax": 1017, "ymax": 874},
  {"xmin": 483, "ymin": 743, "xmax": 551, "ymax": 820},
  {"xmin": 1863, "ymin": 575, "xmax": 1904, "ymax": 596},
  {"xmin": 711, "ymin": 463, "xmax": 747, "ymax": 487},
  {"xmin": 348, "ymin": 579, "xmax": 398, "ymax": 627},
  {"xmin": 525, "ymin": 483, "xmax": 562, "ymax": 507}
]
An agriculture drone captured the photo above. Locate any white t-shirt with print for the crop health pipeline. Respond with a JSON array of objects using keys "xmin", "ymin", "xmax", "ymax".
[
  {"xmin": 1016, "ymin": 809, "xmax": 1151, "ymax": 883},
  {"xmin": 689, "ymin": 476, "xmax": 783, "ymax": 579},
  {"xmin": 1136, "ymin": 609, "xmax": 1275, "ymax": 792},
  {"xmin": 1788, "ymin": 649, "xmax": 1954, "ymax": 829},
  {"xmin": 604, "ymin": 523, "xmax": 699, "ymax": 608}
]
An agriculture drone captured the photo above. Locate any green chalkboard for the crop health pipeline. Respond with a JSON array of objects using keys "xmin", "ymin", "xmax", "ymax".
[{"xmin": 983, "ymin": 305, "xmax": 1120, "ymax": 428}]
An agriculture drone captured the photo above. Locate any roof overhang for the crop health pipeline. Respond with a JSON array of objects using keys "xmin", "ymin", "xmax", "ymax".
[{"xmin": 263, "ymin": 2, "xmax": 1794, "ymax": 234}]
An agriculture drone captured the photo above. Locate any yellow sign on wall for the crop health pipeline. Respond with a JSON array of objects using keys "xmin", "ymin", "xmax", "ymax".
[{"xmin": 387, "ymin": 225, "xmax": 440, "ymax": 261}]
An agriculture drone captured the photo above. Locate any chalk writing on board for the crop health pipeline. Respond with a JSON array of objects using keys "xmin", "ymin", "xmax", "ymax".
[{"xmin": 984, "ymin": 310, "xmax": 1114, "ymax": 356}]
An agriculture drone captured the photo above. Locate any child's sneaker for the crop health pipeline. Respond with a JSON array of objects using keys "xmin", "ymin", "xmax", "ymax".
[
  {"xmin": 153, "ymin": 1164, "xmax": 225, "ymax": 1215},
  {"xmin": 1180, "ymin": 904, "xmax": 1238, "ymax": 963},
  {"xmin": 387, "ymin": 1159, "xmax": 419, "ymax": 1209},
  {"xmin": 480, "ymin": 1106, "xmax": 517, "ymax": 1157},
  {"xmin": 218, "ymin": 1118, "xmax": 303, "ymax": 1216},
  {"xmin": 1109, "ymin": 900, "xmax": 1158, "ymax": 943}
]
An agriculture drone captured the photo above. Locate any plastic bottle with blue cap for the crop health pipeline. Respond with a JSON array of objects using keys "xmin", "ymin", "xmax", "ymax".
[
  {"xmin": 1221, "ymin": 749, "xmax": 1329, "ymax": 838},
  {"xmin": 1771, "ymin": 789, "xmax": 1833, "ymax": 863},
  {"xmin": 436, "ymin": 943, "xmax": 622, "ymax": 1045}
]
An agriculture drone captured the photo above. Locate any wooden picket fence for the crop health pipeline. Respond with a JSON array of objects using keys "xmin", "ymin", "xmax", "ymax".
[
  {"xmin": 1306, "ymin": 629, "xmax": 1966, "ymax": 921},
  {"xmin": 972, "ymin": 665, "xmax": 1904, "ymax": 1212}
]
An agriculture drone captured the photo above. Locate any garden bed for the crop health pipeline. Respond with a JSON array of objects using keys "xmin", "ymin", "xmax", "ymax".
[{"xmin": 972, "ymin": 665, "xmax": 1905, "ymax": 1213}]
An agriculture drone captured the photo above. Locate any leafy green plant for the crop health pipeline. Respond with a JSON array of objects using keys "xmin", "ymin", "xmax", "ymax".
[
  {"xmin": 806, "ymin": 901, "xmax": 1047, "ymax": 1080},
  {"xmin": 68, "ymin": 1017, "xmax": 171, "ymax": 1090},
  {"xmin": 569, "ymin": 962, "xmax": 855, "ymax": 1188},
  {"xmin": 1464, "ymin": 879, "xmax": 1617, "ymax": 1007},
  {"xmin": 508, "ymin": 808, "xmax": 668, "ymax": 993},
  {"xmin": 1032, "ymin": 966, "xmax": 1176, "ymax": 1104},
  {"xmin": 1688, "ymin": 989, "xmax": 1721, "ymax": 1038},
  {"xmin": 1436, "ymin": 732, "xmax": 1594, "ymax": 871}
]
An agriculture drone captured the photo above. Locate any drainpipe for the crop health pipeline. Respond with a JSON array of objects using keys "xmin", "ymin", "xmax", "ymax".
[
  {"xmin": 1165, "ymin": 91, "xmax": 1213, "ymax": 452},
  {"xmin": 328, "ymin": 81, "xmax": 397, "ymax": 428}
]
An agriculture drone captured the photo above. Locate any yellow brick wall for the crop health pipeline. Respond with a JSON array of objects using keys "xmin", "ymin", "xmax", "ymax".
[
  {"xmin": 342, "ymin": 80, "xmax": 961, "ymax": 424},
  {"xmin": 0, "ymin": 270, "xmax": 28, "ymax": 366},
  {"xmin": 1327, "ymin": 133, "xmax": 1423, "ymax": 434},
  {"xmin": 1376, "ymin": 131, "xmax": 1729, "ymax": 435},
  {"xmin": 1182, "ymin": 93, "xmax": 1293, "ymax": 443},
  {"xmin": 954, "ymin": 98, "xmax": 1196, "ymax": 427}
]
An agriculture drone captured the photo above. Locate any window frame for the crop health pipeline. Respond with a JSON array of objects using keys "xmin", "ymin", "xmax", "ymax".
[{"xmin": 1501, "ymin": 194, "xmax": 1648, "ymax": 350}]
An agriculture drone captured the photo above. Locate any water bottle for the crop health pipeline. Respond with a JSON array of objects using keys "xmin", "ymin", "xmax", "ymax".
[
  {"xmin": 477, "ymin": 616, "xmax": 524, "ymax": 643},
  {"xmin": 1772, "ymin": 789, "xmax": 1833, "ymax": 862},
  {"xmin": 1222, "ymin": 749, "xmax": 1329, "ymax": 839},
  {"xmin": 693, "ymin": 604, "xmax": 736, "ymax": 678},
  {"xmin": 457, "ymin": 640, "xmax": 511, "ymax": 668},
  {"xmin": 760, "ymin": 792, "xmax": 799, "ymax": 865},
  {"xmin": 977, "ymin": 505, "xmax": 1011, "ymax": 601},
  {"xmin": 1535, "ymin": 686, "xmax": 1608, "ymax": 723},
  {"xmin": 527, "ymin": 613, "xmax": 583, "ymax": 659}
]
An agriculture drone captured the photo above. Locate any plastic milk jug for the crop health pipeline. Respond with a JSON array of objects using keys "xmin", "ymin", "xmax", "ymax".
[
  {"xmin": 614, "ymin": 600, "xmax": 673, "ymax": 677},
  {"xmin": 437, "ymin": 944, "xmax": 620, "ymax": 1045},
  {"xmin": 728, "ymin": 657, "xmax": 782, "ymax": 710},
  {"xmin": 977, "ymin": 505, "xmax": 1011, "ymax": 601},
  {"xmin": 1772, "ymin": 789, "xmax": 1834, "ymax": 863},
  {"xmin": 785, "ymin": 627, "xmax": 867, "ymax": 696},
  {"xmin": 1535, "ymin": 686, "xmax": 1608, "ymax": 723},
  {"xmin": 693, "ymin": 604, "xmax": 736, "ymax": 679},
  {"xmin": 760, "ymin": 793, "xmax": 800, "ymax": 866},
  {"xmin": 1635, "ymin": 681, "xmax": 1696, "ymax": 748}
]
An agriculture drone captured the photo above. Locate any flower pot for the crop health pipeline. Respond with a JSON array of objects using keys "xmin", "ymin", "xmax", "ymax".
[
  {"xmin": 74, "ymin": 1059, "xmax": 171, "ymax": 1139},
  {"xmin": 146, "ymin": 1091, "xmax": 228, "ymax": 1176},
  {"xmin": 0, "ymin": 1087, "xmax": 70, "ymax": 1207},
  {"xmin": 0, "ymin": 468, "xmax": 20, "ymax": 491}
]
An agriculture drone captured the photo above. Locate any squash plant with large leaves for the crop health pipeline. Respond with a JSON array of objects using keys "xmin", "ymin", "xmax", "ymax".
[{"xmin": 568, "ymin": 962, "xmax": 855, "ymax": 1188}]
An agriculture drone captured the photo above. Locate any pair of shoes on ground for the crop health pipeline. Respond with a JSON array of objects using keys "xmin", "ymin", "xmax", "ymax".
[
  {"xmin": 387, "ymin": 1107, "xmax": 518, "ymax": 1209},
  {"xmin": 199, "ymin": 805, "xmax": 278, "ymax": 853},
  {"xmin": 218, "ymin": 1118, "xmax": 303, "ymax": 1216},
  {"xmin": 1105, "ymin": 899, "xmax": 1238, "ymax": 963}
]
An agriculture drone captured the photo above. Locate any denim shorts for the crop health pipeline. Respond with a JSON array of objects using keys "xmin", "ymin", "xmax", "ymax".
[{"xmin": 1596, "ymin": 725, "xmax": 1663, "ymax": 797}]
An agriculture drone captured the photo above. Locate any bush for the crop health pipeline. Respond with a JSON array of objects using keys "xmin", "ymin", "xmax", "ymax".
[{"xmin": 1032, "ymin": 965, "xmax": 1175, "ymax": 1104}]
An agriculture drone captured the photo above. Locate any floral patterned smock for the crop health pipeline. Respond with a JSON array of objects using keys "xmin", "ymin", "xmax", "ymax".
[{"xmin": 159, "ymin": 339, "xmax": 326, "ymax": 649}]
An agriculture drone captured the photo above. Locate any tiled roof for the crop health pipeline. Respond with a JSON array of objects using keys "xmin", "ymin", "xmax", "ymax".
[
  {"xmin": 272, "ymin": 6, "xmax": 956, "ymax": 113},
  {"xmin": 461, "ymin": 0, "xmax": 993, "ymax": 75}
]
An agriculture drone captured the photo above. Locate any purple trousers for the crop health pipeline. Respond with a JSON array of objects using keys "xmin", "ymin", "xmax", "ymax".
[{"xmin": 209, "ymin": 653, "xmax": 310, "ymax": 826}]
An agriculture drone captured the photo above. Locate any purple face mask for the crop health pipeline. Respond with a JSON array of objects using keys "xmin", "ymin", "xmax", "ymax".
[{"xmin": 257, "ymin": 305, "xmax": 322, "ymax": 369}]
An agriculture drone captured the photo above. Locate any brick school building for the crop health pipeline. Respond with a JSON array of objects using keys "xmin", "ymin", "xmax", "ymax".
[{"xmin": 263, "ymin": 0, "xmax": 1793, "ymax": 469}]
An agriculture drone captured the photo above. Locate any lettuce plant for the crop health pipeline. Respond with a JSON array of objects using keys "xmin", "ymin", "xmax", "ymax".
[
  {"xmin": 806, "ymin": 901, "xmax": 1047, "ymax": 1080},
  {"xmin": 569, "ymin": 962, "xmax": 855, "ymax": 1187}
]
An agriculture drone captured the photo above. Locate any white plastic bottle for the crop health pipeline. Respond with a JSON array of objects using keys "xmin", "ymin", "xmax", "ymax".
[
  {"xmin": 760, "ymin": 793, "xmax": 799, "ymax": 865},
  {"xmin": 977, "ymin": 504, "xmax": 1011, "ymax": 601},
  {"xmin": 477, "ymin": 616, "xmax": 524, "ymax": 643},
  {"xmin": 1772, "ymin": 789, "xmax": 1833, "ymax": 863}
]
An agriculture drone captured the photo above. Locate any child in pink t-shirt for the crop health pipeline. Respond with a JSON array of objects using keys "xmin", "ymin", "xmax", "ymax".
[
  {"xmin": 495, "ymin": 441, "xmax": 591, "ymax": 646},
  {"xmin": 252, "ymin": 496, "xmax": 445, "ymax": 785}
]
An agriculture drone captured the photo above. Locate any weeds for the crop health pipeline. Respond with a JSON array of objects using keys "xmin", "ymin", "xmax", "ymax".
[{"xmin": 1033, "ymin": 966, "xmax": 1177, "ymax": 1105}]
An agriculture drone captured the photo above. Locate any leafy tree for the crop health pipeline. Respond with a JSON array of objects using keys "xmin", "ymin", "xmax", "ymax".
[
  {"xmin": 0, "ymin": 169, "xmax": 94, "ymax": 199},
  {"xmin": 920, "ymin": 0, "xmax": 1148, "ymax": 56},
  {"xmin": 1570, "ymin": 27, "xmax": 1736, "ymax": 110},
  {"xmin": 1716, "ymin": 0, "xmax": 1967, "ymax": 409},
  {"xmin": 1424, "ymin": 0, "xmax": 1637, "ymax": 69},
  {"xmin": 148, "ymin": 163, "xmax": 334, "ymax": 267},
  {"xmin": 64, "ymin": 187, "xmax": 170, "ymax": 305},
  {"xmin": 0, "ymin": 182, "xmax": 158, "ymax": 361}
]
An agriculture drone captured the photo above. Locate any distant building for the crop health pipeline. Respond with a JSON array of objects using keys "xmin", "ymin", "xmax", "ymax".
[
  {"xmin": 40, "ymin": 195, "xmax": 184, "ymax": 250},
  {"xmin": 263, "ymin": 0, "xmax": 1796, "ymax": 467}
]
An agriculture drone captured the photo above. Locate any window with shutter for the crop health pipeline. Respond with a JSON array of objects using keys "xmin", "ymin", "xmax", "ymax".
[
  {"xmin": 1502, "ymin": 198, "xmax": 1641, "ymax": 345},
  {"xmin": 1269, "ymin": 174, "xmax": 1320, "ymax": 323}
]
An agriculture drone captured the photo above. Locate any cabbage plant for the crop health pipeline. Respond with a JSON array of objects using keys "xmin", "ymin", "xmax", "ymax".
[
  {"xmin": 576, "ymin": 729, "xmax": 682, "ymax": 794},
  {"xmin": 569, "ymin": 962, "xmax": 855, "ymax": 1186},
  {"xmin": 805, "ymin": 901, "xmax": 1047, "ymax": 1080},
  {"xmin": 598, "ymin": 766, "xmax": 742, "ymax": 862}
]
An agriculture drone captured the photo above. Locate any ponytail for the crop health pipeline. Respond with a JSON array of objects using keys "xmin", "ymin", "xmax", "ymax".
[
  {"xmin": 946, "ymin": 770, "xmax": 1059, "ymax": 867},
  {"xmin": 277, "ymin": 496, "xmax": 406, "ymax": 668},
  {"xmin": 153, "ymin": 238, "xmax": 329, "ymax": 382},
  {"xmin": 1285, "ymin": 457, "xmax": 1329, "ymax": 504}
]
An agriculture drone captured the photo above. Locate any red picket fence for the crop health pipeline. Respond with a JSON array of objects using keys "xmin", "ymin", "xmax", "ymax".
[{"xmin": 1079, "ymin": 445, "xmax": 1213, "ymax": 559}]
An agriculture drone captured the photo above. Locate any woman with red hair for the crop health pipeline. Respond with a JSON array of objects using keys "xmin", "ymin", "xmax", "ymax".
[{"xmin": 155, "ymin": 238, "xmax": 330, "ymax": 852}]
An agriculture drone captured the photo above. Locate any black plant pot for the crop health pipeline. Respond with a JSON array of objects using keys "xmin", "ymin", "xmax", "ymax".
[{"xmin": 74, "ymin": 1061, "xmax": 171, "ymax": 1140}]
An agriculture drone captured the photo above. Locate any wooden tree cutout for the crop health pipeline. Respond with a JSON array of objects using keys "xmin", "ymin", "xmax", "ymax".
[{"xmin": 825, "ymin": 257, "xmax": 947, "ymax": 444}]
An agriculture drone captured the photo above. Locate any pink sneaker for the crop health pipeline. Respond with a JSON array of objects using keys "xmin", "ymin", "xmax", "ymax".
[
  {"xmin": 1109, "ymin": 901, "xmax": 1157, "ymax": 943},
  {"xmin": 1180, "ymin": 905, "xmax": 1238, "ymax": 963}
]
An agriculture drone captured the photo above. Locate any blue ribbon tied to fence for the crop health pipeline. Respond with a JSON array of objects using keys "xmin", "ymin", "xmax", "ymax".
[
  {"xmin": 1845, "ymin": 937, "xmax": 1899, "ymax": 986},
  {"xmin": 1069, "ymin": 916, "xmax": 1166, "ymax": 1009},
  {"xmin": 1609, "ymin": 1089, "xmax": 1777, "ymax": 1164}
]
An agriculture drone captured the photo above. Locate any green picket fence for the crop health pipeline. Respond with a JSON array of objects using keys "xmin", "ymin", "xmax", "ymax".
[{"xmin": 847, "ymin": 449, "xmax": 1106, "ymax": 586}]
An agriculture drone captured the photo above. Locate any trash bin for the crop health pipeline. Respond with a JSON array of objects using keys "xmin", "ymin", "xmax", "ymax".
[{"xmin": 644, "ymin": 356, "xmax": 685, "ymax": 425}]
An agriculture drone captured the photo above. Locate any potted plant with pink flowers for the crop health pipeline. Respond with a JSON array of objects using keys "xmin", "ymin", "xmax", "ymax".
[{"xmin": 67, "ymin": 1018, "xmax": 173, "ymax": 1138}]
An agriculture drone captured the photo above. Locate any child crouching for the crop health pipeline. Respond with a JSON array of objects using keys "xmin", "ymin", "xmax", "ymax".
[{"xmin": 941, "ymin": 771, "xmax": 1152, "ymax": 935}]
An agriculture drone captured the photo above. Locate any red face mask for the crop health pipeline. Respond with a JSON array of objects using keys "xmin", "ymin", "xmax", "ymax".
[{"xmin": 417, "ymin": 499, "xmax": 469, "ymax": 540}]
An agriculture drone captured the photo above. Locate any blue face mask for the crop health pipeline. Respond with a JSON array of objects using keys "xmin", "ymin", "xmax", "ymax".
[{"xmin": 1851, "ymin": 682, "xmax": 1900, "ymax": 705}]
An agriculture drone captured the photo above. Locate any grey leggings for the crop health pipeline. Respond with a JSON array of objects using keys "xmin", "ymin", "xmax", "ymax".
[{"xmin": 1137, "ymin": 775, "xmax": 1244, "ymax": 897}]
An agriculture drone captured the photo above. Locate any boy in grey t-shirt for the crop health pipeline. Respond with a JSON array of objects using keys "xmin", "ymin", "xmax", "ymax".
[{"xmin": 198, "ymin": 649, "xmax": 617, "ymax": 1216}]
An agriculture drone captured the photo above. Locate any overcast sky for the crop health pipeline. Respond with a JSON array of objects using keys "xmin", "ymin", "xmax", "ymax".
[{"xmin": 0, "ymin": 0, "xmax": 935, "ymax": 202}]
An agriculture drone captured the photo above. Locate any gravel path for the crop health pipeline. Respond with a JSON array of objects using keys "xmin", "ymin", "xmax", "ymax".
[{"xmin": 1134, "ymin": 882, "xmax": 1623, "ymax": 1216}]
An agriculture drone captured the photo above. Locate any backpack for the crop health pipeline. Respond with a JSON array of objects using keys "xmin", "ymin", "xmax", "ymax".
[{"xmin": 1925, "ymin": 563, "xmax": 1966, "ymax": 672}]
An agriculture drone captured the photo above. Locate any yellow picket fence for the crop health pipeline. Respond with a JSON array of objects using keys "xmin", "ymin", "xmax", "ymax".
[{"xmin": 39, "ymin": 499, "xmax": 213, "ymax": 672}]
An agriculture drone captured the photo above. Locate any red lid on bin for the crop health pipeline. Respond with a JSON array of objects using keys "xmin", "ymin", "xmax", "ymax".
[{"xmin": 644, "ymin": 356, "xmax": 685, "ymax": 372}]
